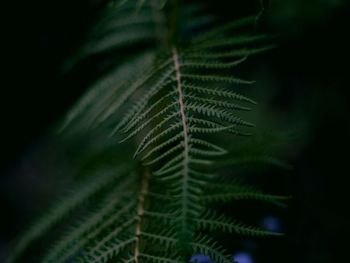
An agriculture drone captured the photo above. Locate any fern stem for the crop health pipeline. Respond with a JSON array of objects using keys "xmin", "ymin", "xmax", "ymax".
[
  {"xmin": 172, "ymin": 47, "xmax": 189, "ymax": 167},
  {"xmin": 172, "ymin": 47, "xmax": 192, "ymax": 250},
  {"xmin": 134, "ymin": 171, "xmax": 150, "ymax": 262}
]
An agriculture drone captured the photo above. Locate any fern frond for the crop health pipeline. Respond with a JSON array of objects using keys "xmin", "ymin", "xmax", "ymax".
[
  {"xmin": 112, "ymin": 22, "xmax": 265, "ymax": 250},
  {"xmin": 140, "ymin": 133, "xmax": 184, "ymax": 161},
  {"xmin": 190, "ymin": 138, "xmax": 227, "ymax": 155},
  {"xmin": 143, "ymin": 143, "xmax": 183, "ymax": 165},
  {"xmin": 121, "ymin": 90, "xmax": 177, "ymax": 134},
  {"xmin": 184, "ymin": 85, "xmax": 257, "ymax": 104},
  {"xmin": 83, "ymin": 237, "xmax": 136, "ymax": 263},
  {"xmin": 41, "ymin": 182, "xmax": 136, "ymax": 263},
  {"xmin": 193, "ymin": 34, "xmax": 270, "ymax": 50},
  {"xmin": 191, "ymin": 235, "xmax": 232, "ymax": 263},
  {"xmin": 186, "ymin": 103, "xmax": 254, "ymax": 127},
  {"xmin": 114, "ymin": 61, "xmax": 174, "ymax": 133},
  {"xmin": 138, "ymin": 253, "xmax": 181, "ymax": 263},
  {"xmin": 182, "ymin": 56, "xmax": 247, "ymax": 69},
  {"xmin": 80, "ymin": 1, "xmax": 158, "ymax": 57},
  {"xmin": 59, "ymin": 52, "xmax": 156, "ymax": 133},
  {"xmin": 186, "ymin": 45, "xmax": 276, "ymax": 59},
  {"xmin": 121, "ymin": 108, "xmax": 179, "ymax": 145},
  {"xmin": 201, "ymin": 192, "xmax": 288, "ymax": 204},
  {"xmin": 6, "ymin": 3, "xmax": 285, "ymax": 262},
  {"xmin": 182, "ymin": 74, "xmax": 255, "ymax": 85},
  {"xmin": 98, "ymin": 60, "xmax": 174, "ymax": 127},
  {"xmin": 141, "ymin": 231, "xmax": 177, "ymax": 251},
  {"xmin": 184, "ymin": 95, "xmax": 252, "ymax": 111},
  {"xmin": 195, "ymin": 211, "xmax": 282, "ymax": 236},
  {"xmin": 6, "ymin": 169, "xmax": 126, "ymax": 263}
]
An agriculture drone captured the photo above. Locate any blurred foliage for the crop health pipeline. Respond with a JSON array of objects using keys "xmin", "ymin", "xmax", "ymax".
[{"xmin": 1, "ymin": 0, "xmax": 349, "ymax": 262}]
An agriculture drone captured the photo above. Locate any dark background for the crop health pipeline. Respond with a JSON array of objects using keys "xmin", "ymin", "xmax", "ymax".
[{"xmin": 1, "ymin": 0, "xmax": 350, "ymax": 262}]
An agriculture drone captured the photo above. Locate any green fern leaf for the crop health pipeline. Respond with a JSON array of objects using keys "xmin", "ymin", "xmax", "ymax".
[{"xmin": 6, "ymin": 1, "xmax": 286, "ymax": 262}]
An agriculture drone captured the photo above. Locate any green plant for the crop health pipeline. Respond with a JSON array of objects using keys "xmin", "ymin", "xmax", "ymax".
[{"xmin": 6, "ymin": 1, "xmax": 287, "ymax": 263}]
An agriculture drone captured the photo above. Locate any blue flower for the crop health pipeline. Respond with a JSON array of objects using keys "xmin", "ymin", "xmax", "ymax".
[
  {"xmin": 233, "ymin": 251, "xmax": 254, "ymax": 263},
  {"xmin": 190, "ymin": 253, "xmax": 215, "ymax": 263}
]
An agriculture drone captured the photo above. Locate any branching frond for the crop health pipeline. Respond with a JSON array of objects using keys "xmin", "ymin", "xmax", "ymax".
[
  {"xmin": 202, "ymin": 181, "xmax": 288, "ymax": 205},
  {"xmin": 6, "ymin": 1, "xmax": 285, "ymax": 263},
  {"xmin": 6, "ymin": 169, "xmax": 128, "ymax": 263},
  {"xmin": 195, "ymin": 210, "xmax": 282, "ymax": 236},
  {"xmin": 77, "ymin": 0, "xmax": 160, "ymax": 58},
  {"xmin": 108, "ymin": 9, "xmax": 276, "ymax": 255},
  {"xmin": 41, "ymin": 181, "xmax": 136, "ymax": 263}
]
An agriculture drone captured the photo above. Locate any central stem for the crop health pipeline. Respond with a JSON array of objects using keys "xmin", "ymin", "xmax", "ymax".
[
  {"xmin": 172, "ymin": 47, "xmax": 189, "ymax": 165},
  {"xmin": 172, "ymin": 47, "xmax": 191, "ymax": 249}
]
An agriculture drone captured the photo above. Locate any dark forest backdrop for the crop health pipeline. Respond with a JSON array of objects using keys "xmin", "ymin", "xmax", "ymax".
[{"xmin": 1, "ymin": 0, "xmax": 350, "ymax": 262}]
